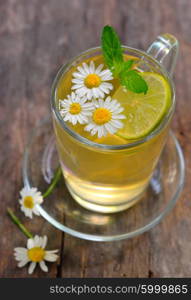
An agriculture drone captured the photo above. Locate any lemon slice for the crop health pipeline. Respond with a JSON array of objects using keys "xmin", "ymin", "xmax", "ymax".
[
  {"xmin": 94, "ymin": 134, "xmax": 127, "ymax": 145},
  {"xmin": 114, "ymin": 72, "xmax": 171, "ymax": 139}
]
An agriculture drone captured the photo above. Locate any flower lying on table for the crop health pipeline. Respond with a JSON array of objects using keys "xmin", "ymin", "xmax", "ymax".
[
  {"xmin": 19, "ymin": 186, "xmax": 43, "ymax": 218},
  {"xmin": 19, "ymin": 168, "xmax": 62, "ymax": 219},
  {"xmin": 14, "ymin": 235, "xmax": 59, "ymax": 274},
  {"xmin": 7, "ymin": 168, "xmax": 62, "ymax": 275}
]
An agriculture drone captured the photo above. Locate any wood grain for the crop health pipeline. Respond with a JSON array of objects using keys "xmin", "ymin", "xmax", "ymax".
[{"xmin": 0, "ymin": 0, "xmax": 191, "ymax": 278}]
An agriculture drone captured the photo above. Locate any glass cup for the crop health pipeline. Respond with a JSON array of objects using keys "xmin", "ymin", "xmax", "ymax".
[{"xmin": 51, "ymin": 34, "xmax": 179, "ymax": 213}]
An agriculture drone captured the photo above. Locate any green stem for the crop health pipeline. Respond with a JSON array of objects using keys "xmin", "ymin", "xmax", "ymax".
[
  {"xmin": 7, "ymin": 208, "xmax": 33, "ymax": 239},
  {"xmin": 43, "ymin": 167, "xmax": 62, "ymax": 198}
]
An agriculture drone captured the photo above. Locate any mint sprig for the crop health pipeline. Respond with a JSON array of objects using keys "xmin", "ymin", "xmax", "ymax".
[
  {"xmin": 101, "ymin": 25, "xmax": 148, "ymax": 94},
  {"xmin": 101, "ymin": 25, "xmax": 124, "ymax": 77}
]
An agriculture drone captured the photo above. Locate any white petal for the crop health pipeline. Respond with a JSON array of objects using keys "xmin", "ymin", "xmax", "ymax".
[
  {"xmin": 71, "ymin": 78, "xmax": 83, "ymax": 84},
  {"xmin": 14, "ymin": 247, "xmax": 27, "ymax": 254},
  {"xmin": 112, "ymin": 114, "xmax": 126, "ymax": 119},
  {"xmin": 72, "ymin": 116, "xmax": 77, "ymax": 125},
  {"xmin": 82, "ymin": 111, "xmax": 92, "ymax": 117},
  {"xmin": 72, "ymin": 84, "xmax": 84, "ymax": 89},
  {"xmin": 105, "ymin": 96, "xmax": 111, "ymax": 104},
  {"xmin": 98, "ymin": 99, "xmax": 104, "ymax": 106},
  {"xmin": 102, "ymin": 126, "xmax": 108, "ymax": 136},
  {"xmin": 14, "ymin": 249, "xmax": 28, "ymax": 261},
  {"xmin": 97, "ymin": 127, "xmax": 103, "ymax": 138},
  {"xmin": 20, "ymin": 187, "xmax": 27, "ymax": 197},
  {"xmin": 110, "ymin": 119, "xmax": 123, "ymax": 128},
  {"xmin": 35, "ymin": 197, "xmax": 43, "ymax": 205},
  {"xmin": 18, "ymin": 259, "xmax": 29, "ymax": 267},
  {"xmin": 15, "ymin": 257, "xmax": 26, "ymax": 262},
  {"xmin": 92, "ymin": 88, "xmax": 98, "ymax": 98},
  {"xmin": 77, "ymin": 115, "xmax": 85, "ymax": 124},
  {"xmin": 92, "ymin": 126, "xmax": 99, "ymax": 135},
  {"xmin": 77, "ymin": 66, "xmax": 87, "ymax": 76},
  {"xmin": 71, "ymin": 92, "xmax": 76, "ymax": 99},
  {"xmin": 22, "ymin": 208, "xmax": 33, "ymax": 219},
  {"xmin": 105, "ymin": 123, "xmax": 116, "ymax": 134},
  {"xmin": 90, "ymin": 61, "xmax": 95, "ymax": 73},
  {"xmin": 82, "ymin": 62, "xmax": 90, "ymax": 74},
  {"xmin": 33, "ymin": 206, "xmax": 40, "ymax": 215},
  {"xmin": 99, "ymin": 126, "xmax": 104, "ymax": 138},
  {"xmin": 44, "ymin": 251, "xmax": 59, "ymax": 262},
  {"xmin": 33, "ymin": 235, "xmax": 41, "ymax": 247},
  {"xmin": 99, "ymin": 69, "xmax": 113, "ymax": 78},
  {"xmin": 99, "ymin": 85, "xmax": 109, "ymax": 93},
  {"xmin": 19, "ymin": 199, "xmax": 23, "ymax": 205},
  {"xmin": 95, "ymin": 64, "xmax": 103, "ymax": 74},
  {"xmin": 87, "ymin": 90, "xmax": 93, "ymax": 100},
  {"xmin": 78, "ymin": 97, "xmax": 86, "ymax": 104},
  {"xmin": 28, "ymin": 262, "xmax": 36, "ymax": 274},
  {"xmin": 14, "ymin": 255, "xmax": 27, "ymax": 261},
  {"xmin": 63, "ymin": 115, "xmax": 70, "ymax": 122},
  {"xmin": 72, "ymin": 72, "xmax": 85, "ymax": 79},
  {"xmin": 85, "ymin": 123, "xmax": 94, "ymax": 131},
  {"xmin": 83, "ymin": 102, "xmax": 94, "ymax": 109},
  {"xmin": 39, "ymin": 260, "xmax": 48, "ymax": 272},
  {"xmin": 82, "ymin": 115, "xmax": 89, "ymax": 123},
  {"xmin": 64, "ymin": 98, "xmax": 71, "ymax": 104},
  {"xmin": 25, "ymin": 209, "xmax": 33, "ymax": 219},
  {"xmin": 101, "ymin": 73, "xmax": 113, "ymax": 81},
  {"xmin": 113, "ymin": 107, "xmax": 124, "ymax": 114},
  {"xmin": 14, "ymin": 255, "xmax": 29, "ymax": 262},
  {"xmin": 27, "ymin": 238, "xmax": 34, "ymax": 249},
  {"xmin": 75, "ymin": 87, "xmax": 87, "ymax": 96},
  {"xmin": 46, "ymin": 250, "xmax": 59, "ymax": 254},
  {"xmin": 101, "ymin": 82, "xmax": 113, "ymax": 90},
  {"xmin": 41, "ymin": 236, "xmax": 48, "ymax": 249},
  {"xmin": 95, "ymin": 88, "xmax": 104, "ymax": 98}
]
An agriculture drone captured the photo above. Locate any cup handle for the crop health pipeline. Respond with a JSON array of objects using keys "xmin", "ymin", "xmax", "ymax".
[{"xmin": 146, "ymin": 34, "xmax": 179, "ymax": 76}]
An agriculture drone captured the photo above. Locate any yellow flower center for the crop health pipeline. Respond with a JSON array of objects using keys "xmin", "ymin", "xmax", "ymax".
[
  {"xmin": 28, "ymin": 247, "xmax": 45, "ymax": 262},
  {"xmin": 93, "ymin": 108, "xmax": 111, "ymax": 125},
  {"xmin": 23, "ymin": 196, "xmax": 34, "ymax": 209},
  {"xmin": 84, "ymin": 74, "xmax": 101, "ymax": 88},
  {"xmin": 69, "ymin": 103, "xmax": 81, "ymax": 114}
]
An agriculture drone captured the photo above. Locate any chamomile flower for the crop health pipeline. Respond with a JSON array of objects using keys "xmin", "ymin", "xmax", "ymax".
[
  {"xmin": 14, "ymin": 235, "xmax": 59, "ymax": 274},
  {"xmin": 72, "ymin": 61, "xmax": 113, "ymax": 100},
  {"xmin": 19, "ymin": 187, "xmax": 43, "ymax": 219},
  {"xmin": 59, "ymin": 92, "xmax": 94, "ymax": 125},
  {"xmin": 84, "ymin": 96, "xmax": 126, "ymax": 138}
]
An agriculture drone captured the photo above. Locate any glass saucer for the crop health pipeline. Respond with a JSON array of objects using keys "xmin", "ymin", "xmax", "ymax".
[{"xmin": 22, "ymin": 118, "xmax": 185, "ymax": 242}]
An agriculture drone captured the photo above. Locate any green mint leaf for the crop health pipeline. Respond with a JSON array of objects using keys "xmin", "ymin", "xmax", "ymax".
[
  {"xmin": 101, "ymin": 25, "xmax": 124, "ymax": 77},
  {"xmin": 118, "ymin": 59, "xmax": 135, "ymax": 75},
  {"xmin": 119, "ymin": 70, "xmax": 148, "ymax": 94},
  {"xmin": 121, "ymin": 60, "xmax": 134, "ymax": 71}
]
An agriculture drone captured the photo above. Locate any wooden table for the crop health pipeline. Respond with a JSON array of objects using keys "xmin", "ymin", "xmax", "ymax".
[{"xmin": 0, "ymin": 0, "xmax": 190, "ymax": 278}]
